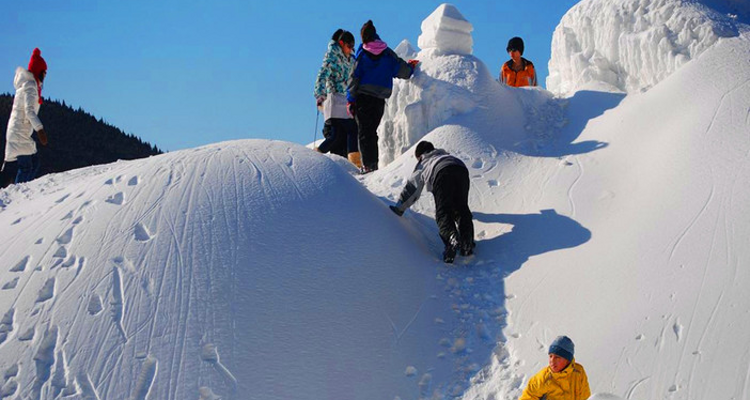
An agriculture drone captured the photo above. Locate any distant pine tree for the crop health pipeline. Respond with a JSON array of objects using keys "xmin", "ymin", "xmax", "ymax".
[{"xmin": 0, "ymin": 93, "xmax": 163, "ymax": 187}]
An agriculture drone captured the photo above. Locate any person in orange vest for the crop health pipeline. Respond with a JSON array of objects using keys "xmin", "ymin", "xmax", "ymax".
[
  {"xmin": 500, "ymin": 37, "xmax": 537, "ymax": 88},
  {"xmin": 519, "ymin": 336, "xmax": 591, "ymax": 400}
]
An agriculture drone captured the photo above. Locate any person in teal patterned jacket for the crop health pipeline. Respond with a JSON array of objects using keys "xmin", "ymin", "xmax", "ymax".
[{"xmin": 313, "ymin": 30, "xmax": 361, "ymax": 167}]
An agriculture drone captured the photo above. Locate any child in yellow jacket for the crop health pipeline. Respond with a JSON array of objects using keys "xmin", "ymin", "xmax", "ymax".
[{"xmin": 519, "ymin": 336, "xmax": 591, "ymax": 400}]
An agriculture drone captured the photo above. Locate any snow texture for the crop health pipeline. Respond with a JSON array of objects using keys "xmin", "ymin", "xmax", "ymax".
[
  {"xmin": 418, "ymin": 3, "xmax": 474, "ymax": 56},
  {"xmin": 547, "ymin": 0, "xmax": 749, "ymax": 95},
  {"xmin": 0, "ymin": 2, "xmax": 749, "ymax": 400}
]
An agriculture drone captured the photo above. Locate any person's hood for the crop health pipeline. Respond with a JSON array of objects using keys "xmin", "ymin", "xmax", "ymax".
[
  {"xmin": 363, "ymin": 39, "xmax": 388, "ymax": 56},
  {"xmin": 14, "ymin": 67, "xmax": 35, "ymax": 90}
]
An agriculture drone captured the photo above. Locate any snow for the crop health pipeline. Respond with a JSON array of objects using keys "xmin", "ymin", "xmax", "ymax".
[
  {"xmin": 2, "ymin": 2, "xmax": 750, "ymax": 400},
  {"xmin": 547, "ymin": 0, "xmax": 750, "ymax": 95},
  {"xmin": 417, "ymin": 3, "xmax": 474, "ymax": 56},
  {"xmin": 395, "ymin": 39, "xmax": 419, "ymax": 60}
]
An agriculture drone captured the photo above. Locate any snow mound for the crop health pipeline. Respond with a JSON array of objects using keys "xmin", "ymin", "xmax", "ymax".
[
  {"xmin": 418, "ymin": 3, "xmax": 474, "ymax": 56},
  {"xmin": 547, "ymin": 0, "xmax": 748, "ymax": 95},
  {"xmin": 0, "ymin": 140, "xmax": 513, "ymax": 400}
]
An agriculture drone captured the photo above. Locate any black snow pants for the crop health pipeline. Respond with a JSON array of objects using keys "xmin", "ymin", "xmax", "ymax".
[
  {"xmin": 319, "ymin": 118, "xmax": 358, "ymax": 158},
  {"xmin": 432, "ymin": 165, "xmax": 474, "ymax": 250},
  {"xmin": 354, "ymin": 93, "xmax": 385, "ymax": 171}
]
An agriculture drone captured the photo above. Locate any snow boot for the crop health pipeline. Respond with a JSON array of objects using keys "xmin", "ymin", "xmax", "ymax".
[
  {"xmin": 443, "ymin": 245, "xmax": 457, "ymax": 264},
  {"xmin": 443, "ymin": 235, "xmax": 459, "ymax": 263},
  {"xmin": 460, "ymin": 241, "xmax": 476, "ymax": 257},
  {"xmin": 348, "ymin": 152, "xmax": 362, "ymax": 168}
]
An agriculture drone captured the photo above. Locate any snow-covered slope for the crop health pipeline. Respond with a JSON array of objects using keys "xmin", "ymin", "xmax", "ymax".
[
  {"xmin": 463, "ymin": 28, "xmax": 750, "ymax": 400},
  {"xmin": 2, "ymin": 2, "xmax": 749, "ymax": 400},
  {"xmin": 547, "ymin": 0, "xmax": 749, "ymax": 95}
]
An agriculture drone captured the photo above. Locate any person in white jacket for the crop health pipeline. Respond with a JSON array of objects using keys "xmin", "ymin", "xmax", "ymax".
[{"xmin": 3, "ymin": 48, "xmax": 49, "ymax": 185}]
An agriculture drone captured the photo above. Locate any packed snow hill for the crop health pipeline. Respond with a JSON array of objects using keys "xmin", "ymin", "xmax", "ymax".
[{"xmin": 1, "ymin": 1, "xmax": 749, "ymax": 400}]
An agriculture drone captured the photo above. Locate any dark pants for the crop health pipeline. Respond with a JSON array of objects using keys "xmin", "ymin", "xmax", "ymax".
[
  {"xmin": 0, "ymin": 162, "xmax": 19, "ymax": 188},
  {"xmin": 15, "ymin": 154, "xmax": 40, "ymax": 184},
  {"xmin": 432, "ymin": 165, "xmax": 474, "ymax": 250},
  {"xmin": 319, "ymin": 118, "xmax": 358, "ymax": 158},
  {"xmin": 354, "ymin": 94, "xmax": 385, "ymax": 170}
]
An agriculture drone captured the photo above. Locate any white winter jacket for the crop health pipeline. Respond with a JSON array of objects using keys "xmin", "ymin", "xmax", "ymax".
[{"xmin": 4, "ymin": 67, "xmax": 43, "ymax": 162}]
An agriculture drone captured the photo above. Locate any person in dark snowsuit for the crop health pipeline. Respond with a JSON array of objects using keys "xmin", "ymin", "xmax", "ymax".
[
  {"xmin": 500, "ymin": 36, "xmax": 537, "ymax": 87},
  {"xmin": 389, "ymin": 141, "xmax": 475, "ymax": 263},
  {"xmin": 347, "ymin": 20, "xmax": 418, "ymax": 173},
  {"xmin": 314, "ymin": 29, "xmax": 361, "ymax": 167}
]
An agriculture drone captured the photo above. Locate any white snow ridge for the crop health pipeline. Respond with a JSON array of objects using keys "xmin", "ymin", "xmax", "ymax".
[
  {"xmin": 1, "ymin": 1, "xmax": 750, "ymax": 400},
  {"xmin": 547, "ymin": 0, "xmax": 749, "ymax": 95}
]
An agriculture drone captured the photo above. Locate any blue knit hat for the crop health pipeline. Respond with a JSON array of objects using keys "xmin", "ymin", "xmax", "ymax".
[{"xmin": 549, "ymin": 336, "xmax": 574, "ymax": 361}]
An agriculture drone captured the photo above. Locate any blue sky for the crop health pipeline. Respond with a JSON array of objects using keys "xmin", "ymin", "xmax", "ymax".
[{"xmin": 1, "ymin": 0, "xmax": 579, "ymax": 152}]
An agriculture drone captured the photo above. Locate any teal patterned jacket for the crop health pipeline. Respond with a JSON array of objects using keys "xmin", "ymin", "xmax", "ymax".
[{"xmin": 314, "ymin": 41, "xmax": 354, "ymax": 98}]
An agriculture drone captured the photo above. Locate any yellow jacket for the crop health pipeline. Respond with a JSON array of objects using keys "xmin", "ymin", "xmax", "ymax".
[{"xmin": 519, "ymin": 359, "xmax": 590, "ymax": 400}]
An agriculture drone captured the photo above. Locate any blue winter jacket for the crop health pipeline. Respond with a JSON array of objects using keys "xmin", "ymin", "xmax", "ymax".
[{"xmin": 347, "ymin": 42, "xmax": 414, "ymax": 103}]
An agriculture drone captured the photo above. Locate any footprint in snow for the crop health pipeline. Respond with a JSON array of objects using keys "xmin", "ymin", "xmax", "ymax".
[
  {"xmin": 55, "ymin": 194, "xmax": 70, "ymax": 204},
  {"xmin": 35, "ymin": 238, "xmax": 44, "ymax": 245},
  {"xmin": 10, "ymin": 256, "xmax": 30, "ymax": 272},
  {"xmin": 134, "ymin": 223, "xmax": 153, "ymax": 242},
  {"xmin": 73, "ymin": 216, "xmax": 84, "ymax": 225},
  {"xmin": 2, "ymin": 278, "xmax": 19, "ymax": 290},
  {"xmin": 53, "ymin": 246, "xmax": 67, "ymax": 259},
  {"xmin": 487, "ymin": 179, "xmax": 499, "ymax": 187},
  {"xmin": 391, "ymin": 178, "xmax": 404, "ymax": 188},
  {"xmin": 128, "ymin": 176, "xmax": 139, "ymax": 186},
  {"xmin": 87, "ymin": 294, "xmax": 103, "ymax": 315},
  {"xmin": 11, "ymin": 218, "xmax": 23, "ymax": 225},
  {"xmin": 57, "ymin": 227, "xmax": 75, "ymax": 245},
  {"xmin": 61, "ymin": 256, "xmax": 77, "ymax": 269},
  {"xmin": 106, "ymin": 192, "xmax": 125, "ymax": 205},
  {"xmin": 18, "ymin": 326, "xmax": 34, "ymax": 341},
  {"xmin": 0, "ymin": 308, "xmax": 15, "ymax": 345},
  {"xmin": 61, "ymin": 211, "xmax": 74, "ymax": 220},
  {"xmin": 472, "ymin": 159, "xmax": 484, "ymax": 169},
  {"xmin": 199, "ymin": 387, "xmax": 222, "ymax": 400},
  {"xmin": 36, "ymin": 278, "xmax": 55, "ymax": 303}
]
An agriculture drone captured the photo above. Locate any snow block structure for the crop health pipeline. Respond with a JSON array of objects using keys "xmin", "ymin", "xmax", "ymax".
[
  {"xmin": 547, "ymin": 0, "xmax": 748, "ymax": 95},
  {"xmin": 417, "ymin": 3, "xmax": 474, "ymax": 56},
  {"xmin": 378, "ymin": 4, "xmax": 527, "ymax": 167}
]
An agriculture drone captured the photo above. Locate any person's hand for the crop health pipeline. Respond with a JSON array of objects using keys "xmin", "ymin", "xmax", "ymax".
[
  {"xmin": 347, "ymin": 102, "xmax": 356, "ymax": 117},
  {"xmin": 37, "ymin": 128, "xmax": 48, "ymax": 146},
  {"xmin": 408, "ymin": 59, "xmax": 420, "ymax": 68},
  {"xmin": 316, "ymin": 95, "xmax": 326, "ymax": 107},
  {"xmin": 389, "ymin": 205, "xmax": 404, "ymax": 217}
]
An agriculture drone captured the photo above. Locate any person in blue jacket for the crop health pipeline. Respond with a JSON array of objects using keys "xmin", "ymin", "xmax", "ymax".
[{"xmin": 347, "ymin": 20, "xmax": 418, "ymax": 173}]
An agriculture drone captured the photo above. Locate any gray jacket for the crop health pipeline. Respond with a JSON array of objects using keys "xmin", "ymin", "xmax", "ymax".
[{"xmin": 395, "ymin": 149, "xmax": 466, "ymax": 212}]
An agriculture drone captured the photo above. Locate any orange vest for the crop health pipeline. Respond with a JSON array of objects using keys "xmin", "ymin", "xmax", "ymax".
[{"xmin": 501, "ymin": 58, "xmax": 537, "ymax": 87}]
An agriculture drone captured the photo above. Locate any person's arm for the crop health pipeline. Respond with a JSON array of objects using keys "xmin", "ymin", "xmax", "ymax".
[
  {"xmin": 391, "ymin": 50, "xmax": 415, "ymax": 80},
  {"xmin": 518, "ymin": 370, "xmax": 545, "ymax": 400},
  {"xmin": 579, "ymin": 365, "xmax": 591, "ymax": 400},
  {"xmin": 23, "ymin": 81, "xmax": 44, "ymax": 132},
  {"xmin": 393, "ymin": 163, "xmax": 426, "ymax": 214},
  {"xmin": 528, "ymin": 63, "xmax": 537, "ymax": 87},
  {"xmin": 346, "ymin": 54, "xmax": 362, "ymax": 104},
  {"xmin": 314, "ymin": 49, "xmax": 334, "ymax": 99}
]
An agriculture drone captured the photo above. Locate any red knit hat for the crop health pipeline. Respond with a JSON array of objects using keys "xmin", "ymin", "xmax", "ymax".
[{"xmin": 28, "ymin": 48, "xmax": 47, "ymax": 78}]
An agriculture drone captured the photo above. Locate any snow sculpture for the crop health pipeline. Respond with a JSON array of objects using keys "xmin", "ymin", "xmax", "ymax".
[
  {"xmin": 547, "ymin": 0, "xmax": 746, "ymax": 96},
  {"xmin": 417, "ymin": 3, "xmax": 474, "ymax": 55},
  {"xmin": 394, "ymin": 39, "xmax": 418, "ymax": 60},
  {"xmin": 379, "ymin": 4, "xmax": 497, "ymax": 166}
]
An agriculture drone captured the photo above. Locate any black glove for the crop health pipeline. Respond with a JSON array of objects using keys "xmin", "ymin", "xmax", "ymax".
[
  {"xmin": 389, "ymin": 205, "xmax": 404, "ymax": 217},
  {"xmin": 347, "ymin": 102, "xmax": 356, "ymax": 117}
]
